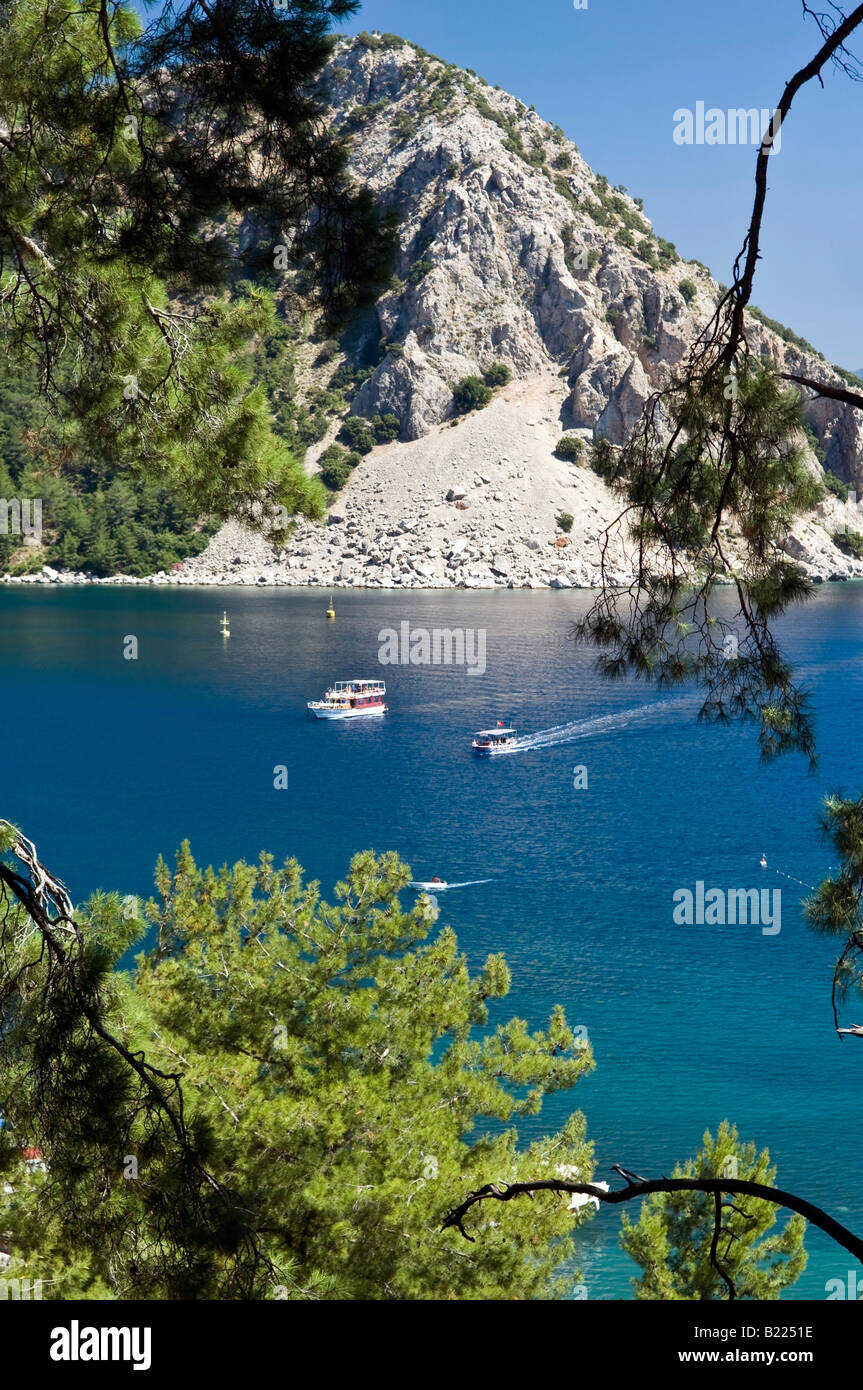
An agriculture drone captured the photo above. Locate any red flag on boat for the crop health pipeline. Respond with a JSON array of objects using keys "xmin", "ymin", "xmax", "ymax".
[{"xmin": 497, "ymin": 720, "xmax": 504, "ymax": 727}]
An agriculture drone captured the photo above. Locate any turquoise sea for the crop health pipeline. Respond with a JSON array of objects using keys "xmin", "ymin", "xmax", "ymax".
[{"xmin": 3, "ymin": 582, "xmax": 863, "ymax": 1300}]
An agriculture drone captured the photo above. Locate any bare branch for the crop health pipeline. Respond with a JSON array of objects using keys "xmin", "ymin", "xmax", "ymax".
[
  {"xmin": 782, "ymin": 372, "xmax": 863, "ymax": 411},
  {"xmin": 709, "ymin": 1189, "xmax": 737, "ymax": 1299},
  {"xmin": 726, "ymin": 3, "xmax": 863, "ymax": 357},
  {"xmin": 443, "ymin": 1174, "xmax": 863, "ymax": 1269}
]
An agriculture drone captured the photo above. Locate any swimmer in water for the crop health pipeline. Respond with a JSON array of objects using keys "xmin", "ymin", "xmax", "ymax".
[{"xmin": 760, "ymin": 854, "xmax": 767, "ymax": 869}]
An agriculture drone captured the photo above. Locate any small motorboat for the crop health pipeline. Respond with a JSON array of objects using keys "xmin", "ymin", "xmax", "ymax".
[
  {"xmin": 472, "ymin": 726, "xmax": 519, "ymax": 756},
  {"xmin": 409, "ymin": 877, "xmax": 493, "ymax": 891},
  {"xmin": 308, "ymin": 680, "xmax": 388, "ymax": 720}
]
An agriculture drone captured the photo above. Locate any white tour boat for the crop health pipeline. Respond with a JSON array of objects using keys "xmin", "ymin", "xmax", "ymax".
[
  {"xmin": 472, "ymin": 726, "xmax": 519, "ymax": 756},
  {"xmin": 308, "ymin": 679, "xmax": 388, "ymax": 720}
]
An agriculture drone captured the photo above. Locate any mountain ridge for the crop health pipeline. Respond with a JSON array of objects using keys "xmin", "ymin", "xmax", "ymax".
[{"xmin": 112, "ymin": 32, "xmax": 863, "ymax": 588}]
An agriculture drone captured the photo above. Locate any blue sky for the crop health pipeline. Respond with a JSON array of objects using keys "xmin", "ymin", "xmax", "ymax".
[{"xmin": 337, "ymin": 0, "xmax": 863, "ymax": 369}]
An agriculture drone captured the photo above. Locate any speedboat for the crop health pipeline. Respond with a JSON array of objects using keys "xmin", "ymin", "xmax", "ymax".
[
  {"xmin": 472, "ymin": 726, "xmax": 519, "ymax": 756},
  {"xmin": 408, "ymin": 876, "xmax": 493, "ymax": 890},
  {"xmin": 308, "ymin": 680, "xmax": 388, "ymax": 720}
]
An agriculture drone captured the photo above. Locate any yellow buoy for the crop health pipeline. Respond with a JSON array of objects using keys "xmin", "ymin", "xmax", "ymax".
[
  {"xmin": 326, "ymin": 594, "xmax": 335, "ymax": 620},
  {"xmin": 220, "ymin": 610, "xmax": 230, "ymax": 637}
]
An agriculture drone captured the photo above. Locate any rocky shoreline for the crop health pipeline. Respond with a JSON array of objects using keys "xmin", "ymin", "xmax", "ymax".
[
  {"xmin": 6, "ymin": 380, "xmax": 863, "ymax": 593},
  {"xmin": 5, "ymin": 566, "xmax": 861, "ymax": 588}
]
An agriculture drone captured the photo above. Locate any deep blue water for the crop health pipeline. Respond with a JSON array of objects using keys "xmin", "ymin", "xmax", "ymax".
[{"xmin": 3, "ymin": 582, "xmax": 863, "ymax": 1300}]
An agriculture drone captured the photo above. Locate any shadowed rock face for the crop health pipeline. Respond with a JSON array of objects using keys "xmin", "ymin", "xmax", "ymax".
[{"xmin": 315, "ymin": 34, "xmax": 861, "ymax": 474}]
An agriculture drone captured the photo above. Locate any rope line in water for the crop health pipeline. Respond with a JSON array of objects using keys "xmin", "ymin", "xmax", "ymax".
[
  {"xmin": 768, "ymin": 867, "xmax": 815, "ymax": 892},
  {"xmin": 763, "ymin": 863, "xmax": 840, "ymax": 894}
]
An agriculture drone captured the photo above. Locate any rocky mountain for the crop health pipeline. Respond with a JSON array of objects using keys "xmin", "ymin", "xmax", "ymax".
[{"xmin": 179, "ymin": 31, "xmax": 863, "ymax": 592}]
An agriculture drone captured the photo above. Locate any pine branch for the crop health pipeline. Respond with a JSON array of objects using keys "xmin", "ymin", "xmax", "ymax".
[{"xmin": 443, "ymin": 1174, "xmax": 863, "ymax": 1271}]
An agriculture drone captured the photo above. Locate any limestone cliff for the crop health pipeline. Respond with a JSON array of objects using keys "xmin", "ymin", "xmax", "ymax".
[{"xmin": 181, "ymin": 32, "xmax": 863, "ymax": 590}]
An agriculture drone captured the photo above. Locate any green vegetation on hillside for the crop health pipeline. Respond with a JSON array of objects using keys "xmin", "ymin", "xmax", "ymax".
[
  {"xmin": 484, "ymin": 362, "xmax": 512, "ymax": 387},
  {"xmin": 678, "ymin": 278, "xmax": 697, "ymax": 304},
  {"xmin": 317, "ymin": 444, "xmax": 361, "ymax": 490},
  {"xmin": 0, "ymin": 364, "xmax": 218, "ymax": 575},
  {"xmin": 830, "ymin": 364, "xmax": 863, "ymax": 391},
  {"xmin": 578, "ymin": 176, "xmax": 679, "ymax": 269},
  {"xmin": 0, "ymin": 0, "xmax": 398, "ymax": 538},
  {"xmin": 823, "ymin": 470, "xmax": 848, "ymax": 500},
  {"xmin": 452, "ymin": 365, "xmax": 512, "ymax": 415},
  {"xmin": 833, "ymin": 529, "xmax": 863, "ymax": 558},
  {"xmin": 0, "ymin": 281, "xmax": 339, "ymax": 574},
  {"xmin": 0, "ymin": 1, "xmax": 407, "ymax": 575},
  {"xmin": 554, "ymin": 436, "xmax": 584, "ymax": 462},
  {"xmin": 337, "ymin": 412, "xmax": 401, "ymax": 454},
  {"xmin": 747, "ymin": 306, "xmax": 820, "ymax": 357},
  {"xmin": 453, "ymin": 377, "xmax": 492, "ymax": 414}
]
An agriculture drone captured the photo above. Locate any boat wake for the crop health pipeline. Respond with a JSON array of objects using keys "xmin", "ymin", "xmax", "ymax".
[
  {"xmin": 499, "ymin": 695, "xmax": 695, "ymax": 755},
  {"xmin": 409, "ymin": 879, "xmax": 493, "ymax": 891}
]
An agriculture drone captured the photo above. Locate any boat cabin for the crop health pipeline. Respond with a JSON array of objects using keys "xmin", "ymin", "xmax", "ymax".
[
  {"xmin": 472, "ymin": 727, "xmax": 518, "ymax": 755},
  {"xmin": 327, "ymin": 680, "xmax": 386, "ymax": 708}
]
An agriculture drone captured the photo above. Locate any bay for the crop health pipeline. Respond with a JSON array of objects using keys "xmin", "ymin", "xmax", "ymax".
[{"xmin": 2, "ymin": 582, "xmax": 863, "ymax": 1300}]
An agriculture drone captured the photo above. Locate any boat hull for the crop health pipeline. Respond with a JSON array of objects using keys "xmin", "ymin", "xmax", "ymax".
[
  {"xmin": 308, "ymin": 703, "xmax": 388, "ymax": 720},
  {"xmin": 472, "ymin": 742, "xmax": 516, "ymax": 756}
]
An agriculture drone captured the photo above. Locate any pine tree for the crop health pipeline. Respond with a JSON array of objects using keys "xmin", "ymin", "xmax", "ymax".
[
  {"xmin": 0, "ymin": 837, "xmax": 596, "ymax": 1300},
  {"xmin": 578, "ymin": 360, "xmax": 821, "ymax": 761},
  {"xmin": 804, "ymin": 791, "xmax": 863, "ymax": 1028},
  {"xmin": 0, "ymin": 0, "xmax": 395, "ymax": 525},
  {"xmin": 619, "ymin": 1122, "xmax": 806, "ymax": 1299}
]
